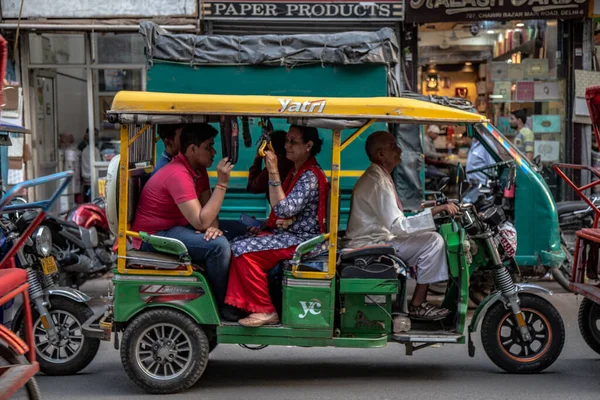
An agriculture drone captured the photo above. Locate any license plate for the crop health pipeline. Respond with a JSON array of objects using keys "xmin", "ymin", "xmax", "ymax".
[{"xmin": 41, "ymin": 256, "xmax": 58, "ymax": 275}]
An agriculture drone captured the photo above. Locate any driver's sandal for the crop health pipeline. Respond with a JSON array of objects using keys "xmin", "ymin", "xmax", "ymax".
[{"xmin": 408, "ymin": 302, "xmax": 450, "ymax": 321}]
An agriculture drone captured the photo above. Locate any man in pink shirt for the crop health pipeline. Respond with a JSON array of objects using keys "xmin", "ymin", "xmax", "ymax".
[{"xmin": 132, "ymin": 123, "xmax": 234, "ymax": 310}]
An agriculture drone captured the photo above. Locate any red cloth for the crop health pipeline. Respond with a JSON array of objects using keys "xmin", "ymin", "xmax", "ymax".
[
  {"xmin": 266, "ymin": 156, "xmax": 329, "ymax": 232},
  {"xmin": 131, "ymin": 153, "xmax": 209, "ymax": 248},
  {"xmin": 225, "ymin": 245, "xmax": 296, "ymax": 314},
  {"xmin": 246, "ymin": 154, "xmax": 294, "ymax": 197}
]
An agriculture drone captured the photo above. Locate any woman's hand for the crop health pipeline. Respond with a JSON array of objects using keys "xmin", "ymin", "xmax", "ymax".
[
  {"xmin": 200, "ymin": 226, "xmax": 223, "ymax": 241},
  {"xmin": 275, "ymin": 218, "xmax": 295, "ymax": 229},
  {"xmin": 265, "ymin": 151, "xmax": 279, "ymax": 175},
  {"xmin": 216, "ymin": 157, "xmax": 234, "ymax": 186}
]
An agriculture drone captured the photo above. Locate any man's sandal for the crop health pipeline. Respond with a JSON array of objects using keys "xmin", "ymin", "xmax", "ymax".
[{"xmin": 408, "ymin": 302, "xmax": 450, "ymax": 321}]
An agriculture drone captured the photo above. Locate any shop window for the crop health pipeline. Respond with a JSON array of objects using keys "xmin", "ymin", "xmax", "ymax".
[
  {"xmin": 29, "ymin": 33, "xmax": 86, "ymax": 64},
  {"xmin": 95, "ymin": 33, "xmax": 145, "ymax": 65}
]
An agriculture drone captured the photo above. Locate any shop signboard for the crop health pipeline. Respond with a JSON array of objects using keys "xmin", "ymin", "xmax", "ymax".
[
  {"xmin": 0, "ymin": 0, "xmax": 198, "ymax": 18},
  {"xmin": 405, "ymin": 0, "xmax": 590, "ymax": 23},
  {"xmin": 202, "ymin": 0, "xmax": 404, "ymax": 20}
]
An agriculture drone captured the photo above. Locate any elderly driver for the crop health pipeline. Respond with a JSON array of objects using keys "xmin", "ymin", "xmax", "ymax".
[{"xmin": 344, "ymin": 131, "xmax": 458, "ymax": 321}]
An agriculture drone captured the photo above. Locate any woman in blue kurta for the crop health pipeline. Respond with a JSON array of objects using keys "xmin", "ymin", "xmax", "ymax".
[{"xmin": 225, "ymin": 125, "xmax": 328, "ymax": 327}]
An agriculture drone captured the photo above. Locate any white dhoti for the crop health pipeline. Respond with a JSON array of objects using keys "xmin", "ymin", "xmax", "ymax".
[{"xmin": 388, "ymin": 232, "xmax": 449, "ymax": 284}]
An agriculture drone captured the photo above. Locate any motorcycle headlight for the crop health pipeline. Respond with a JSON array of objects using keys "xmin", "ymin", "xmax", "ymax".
[{"xmin": 33, "ymin": 225, "xmax": 52, "ymax": 257}]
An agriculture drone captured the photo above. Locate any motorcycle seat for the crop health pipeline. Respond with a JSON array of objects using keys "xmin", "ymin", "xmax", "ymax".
[
  {"xmin": 0, "ymin": 268, "xmax": 27, "ymax": 295},
  {"xmin": 123, "ymin": 250, "xmax": 189, "ymax": 270},
  {"xmin": 556, "ymin": 201, "xmax": 587, "ymax": 214}
]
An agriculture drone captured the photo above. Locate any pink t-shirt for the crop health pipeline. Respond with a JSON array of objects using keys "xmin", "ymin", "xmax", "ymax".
[{"xmin": 131, "ymin": 153, "xmax": 210, "ymax": 248}]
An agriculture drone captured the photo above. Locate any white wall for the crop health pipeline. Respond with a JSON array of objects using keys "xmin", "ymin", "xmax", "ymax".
[{"xmin": 56, "ymin": 69, "xmax": 88, "ymax": 145}]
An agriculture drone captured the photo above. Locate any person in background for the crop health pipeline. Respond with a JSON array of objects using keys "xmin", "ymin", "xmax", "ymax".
[
  {"xmin": 77, "ymin": 128, "xmax": 98, "ymax": 152},
  {"xmin": 423, "ymin": 125, "xmax": 455, "ymax": 181},
  {"xmin": 80, "ymin": 129, "xmax": 101, "ymax": 203},
  {"xmin": 246, "ymin": 130, "xmax": 294, "ymax": 197},
  {"xmin": 152, "ymin": 124, "xmax": 184, "ymax": 176},
  {"xmin": 510, "ymin": 109, "xmax": 535, "ymax": 161},
  {"xmin": 466, "ymin": 137, "xmax": 496, "ymax": 185}
]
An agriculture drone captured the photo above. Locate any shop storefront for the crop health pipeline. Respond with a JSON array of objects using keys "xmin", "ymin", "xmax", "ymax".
[{"xmin": 405, "ymin": 0, "xmax": 590, "ymax": 200}]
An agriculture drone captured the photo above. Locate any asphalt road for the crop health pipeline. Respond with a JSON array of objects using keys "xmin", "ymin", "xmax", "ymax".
[{"xmin": 35, "ymin": 279, "xmax": 600, "ymax": 400}]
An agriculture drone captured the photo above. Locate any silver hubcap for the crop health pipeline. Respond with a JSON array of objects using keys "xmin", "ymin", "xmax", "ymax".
[
  {"xmin": 135, "ymin": 323, "xmax": 192, "ymax": 380},
  {"xmin": 33, "ymin": 310, "xmax": 85, "ymax": 364}
]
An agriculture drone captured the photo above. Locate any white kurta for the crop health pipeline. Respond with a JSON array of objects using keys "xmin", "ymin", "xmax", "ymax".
[{"xmin": 344, "ymin": 164, "xmax": 449, "ymax": 284}]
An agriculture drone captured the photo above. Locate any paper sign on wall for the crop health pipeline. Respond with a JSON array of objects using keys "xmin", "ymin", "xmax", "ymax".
[{"xmin": 535, "ymin": 140, "xmax": 560, "ymax": 162}]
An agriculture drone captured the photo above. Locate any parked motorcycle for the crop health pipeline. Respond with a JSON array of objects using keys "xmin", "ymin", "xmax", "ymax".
[
  {"xmin": 18, "ymin": 200, "xmax": 114, "ymax": 288},
  {"xmin": 0, "ymin": 178, "xmax": 101, "ymax": 375}
]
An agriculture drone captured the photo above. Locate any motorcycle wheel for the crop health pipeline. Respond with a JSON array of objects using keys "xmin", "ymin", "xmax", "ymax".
[
  {"xmin": 121, "ymin": 308, "xmax": 209, "ymax": 394},
  {"xmin": 0, "ymin": 347, "xmax": 42, "ymax": 400},
  {"xmin": 577, "ymin": 298, "xmax": 600, "ymax": 356},
  {"xmin": 551, "ymin": 243, "xmax": 573, "ymax": 292},
  {"xmin": 481, "ymin": 293, "xmax": 565, "ymax": 373},
  {"xmin": 29, "ymin": 297, "xmax": 100, "ymax": 375}
]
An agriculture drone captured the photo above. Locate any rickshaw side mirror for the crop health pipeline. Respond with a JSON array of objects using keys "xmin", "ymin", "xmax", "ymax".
[
  {"xmin": 533, "ymin": 155, "xmax": 542, "ymax": 168},
  {"xmin": 456, "ymin": 163, "xmax": 465, "ymax": 201},
  {"xmin": 437, "ymin": 177, "xmax": 450, "ymax": 192}
]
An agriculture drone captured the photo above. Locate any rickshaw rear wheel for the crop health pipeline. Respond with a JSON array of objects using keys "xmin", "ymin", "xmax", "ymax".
[
  {"xmin": 120, "ymin": 308, "xmax": 209, "ymax": 394},
  {"xmin": 577, "ymin": 298, "xmax": 600, "ymax": 355},
  {"xmin": 481, "ymin": 293, "xmax": 564, "ymax": 373}
]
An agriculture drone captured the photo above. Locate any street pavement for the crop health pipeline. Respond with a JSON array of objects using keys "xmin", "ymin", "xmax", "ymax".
[{"xmin": 35, "ymin": 278, "xmax": 599, "ymax": 400}]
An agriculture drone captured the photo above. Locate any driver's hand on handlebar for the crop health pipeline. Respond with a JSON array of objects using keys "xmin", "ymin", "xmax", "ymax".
[{"xmin": 432, "ymin": 203, "xmax": 460, "ymax": 217}]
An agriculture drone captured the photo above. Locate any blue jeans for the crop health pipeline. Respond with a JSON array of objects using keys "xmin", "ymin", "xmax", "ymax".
[{"xmin": 141, "ymin": 226, "xmax": 231, "ymax": 309}]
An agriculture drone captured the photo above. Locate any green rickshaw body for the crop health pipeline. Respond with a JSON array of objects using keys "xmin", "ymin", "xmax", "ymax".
[
  {"xmin": 112, "ymin": 272, "xmax": 220, "ymax": 326},
  {"xmin": 474, "ymin": 123, "xmax": 563, "ymax": 269}
]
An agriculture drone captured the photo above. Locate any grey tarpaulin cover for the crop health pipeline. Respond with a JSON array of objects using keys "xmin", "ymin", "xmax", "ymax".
[
  {"xmin": 138, "ymin": 21, "xmax": 426, "ymax": 207},
  {"xmin": 139, "ymin": 21, "xmax": 399, "ymax": 66}
]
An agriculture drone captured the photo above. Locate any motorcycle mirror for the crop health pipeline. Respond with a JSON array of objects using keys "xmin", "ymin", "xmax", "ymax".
[
  {"xmin": 456, "ymin": 163, "xmax": 465, "ymax": 202},
  {"xmin": 437, "ymin": 177, "xmax": 450, "ymax": 192},
  {"xmin": 533, "ymin": 155, "xmax": 542, "ymax": 168}
]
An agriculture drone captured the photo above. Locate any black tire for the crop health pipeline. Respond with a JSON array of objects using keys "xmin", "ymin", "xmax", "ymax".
[
  {"xmin": 552, "ymin": 243, "xmax": 573, "ymax": 292},
  {"xmin": 481, "ymin": 293, "xmax": 565, "ymax": 373},
  {"xmin": 30, "ymin": 297, "xmax": 100, "ymax": 375},
  {"xmin": 120, "ymin": 308, "xmax": 209, "ymax": 394},
  {"xmin": 577, "ymin": 298, "xmax": 600, "ymax": 355},
  {"xmin": 0, "ymin": 347, "xmax": 42, "ymax": 400}
]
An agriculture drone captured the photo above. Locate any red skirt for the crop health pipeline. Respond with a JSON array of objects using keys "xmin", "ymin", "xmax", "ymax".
[{"xmin": 225, "ymin": 246, "xmax": 296, "ymax": 314}]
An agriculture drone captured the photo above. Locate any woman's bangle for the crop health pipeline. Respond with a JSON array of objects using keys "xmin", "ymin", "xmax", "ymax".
[
  {"xmin": 215, "ymin": 184, "xmax": 227, "ymax": 191},
  {"xmin": 268, "ymin": 180, "xmax": 282, "ymax": 187}
]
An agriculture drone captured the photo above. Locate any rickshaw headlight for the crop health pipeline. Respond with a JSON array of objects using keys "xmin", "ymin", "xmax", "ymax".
[{"xmin": 33, "ymin": 225, "xmax": 52, "ymax": 257}]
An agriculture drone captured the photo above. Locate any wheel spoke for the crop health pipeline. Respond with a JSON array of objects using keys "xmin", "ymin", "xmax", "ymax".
[{"xmin": 502, "ymin": 338, "xmax": 514, "ymax": 347}]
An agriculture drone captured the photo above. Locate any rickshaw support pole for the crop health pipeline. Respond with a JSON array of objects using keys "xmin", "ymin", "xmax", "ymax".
[{"xmin": 340, "ymin": 119, "xmax": 375, "ymax": 152}]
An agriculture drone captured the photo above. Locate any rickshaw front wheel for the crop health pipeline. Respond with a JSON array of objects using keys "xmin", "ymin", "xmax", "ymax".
[
  {"xmin": 481, "ymin": 293, "xmax": 565, "ymax": 373},
  {"xmin": 120, "ymin": 308, "xmax": 209, "ymax": 394},
  {"xmin": 578, "ymin": 298, "xmax": 600, "ymax": 355}
]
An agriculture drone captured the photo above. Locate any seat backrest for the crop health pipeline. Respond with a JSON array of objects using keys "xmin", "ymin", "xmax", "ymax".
[{"xmin": 105, "ymin": 155, "xmax": 151, "ymax": 236}]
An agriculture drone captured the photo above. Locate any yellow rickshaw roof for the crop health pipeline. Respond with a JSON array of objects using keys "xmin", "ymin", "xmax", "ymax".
[{"xmin": 109, "ymin": 91, "xmax": 487, "ymax": 124}]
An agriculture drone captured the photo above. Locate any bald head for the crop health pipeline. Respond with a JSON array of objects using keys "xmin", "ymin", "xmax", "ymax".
[{"xmin": 366, "ymin": 131, "xmax": 394, "ymax": 162}]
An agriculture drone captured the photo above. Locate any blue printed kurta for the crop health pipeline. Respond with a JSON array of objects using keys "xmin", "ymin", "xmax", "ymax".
[{"xmin": 231, "ymin": 170, "xmax": 326, "ymax": 257}]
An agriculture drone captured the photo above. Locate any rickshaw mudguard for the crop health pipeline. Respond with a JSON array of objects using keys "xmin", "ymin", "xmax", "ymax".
[
  {"xmin": 539, "ymin": 249, "xmax": 565, "ymax": 269},
  {"xmin": 112, "ymin": 271, "xmax": 220, "ymax": 326},
  {"xmin": 468, "ymin": 283, "xmax": 553, "ymax": 334}
]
